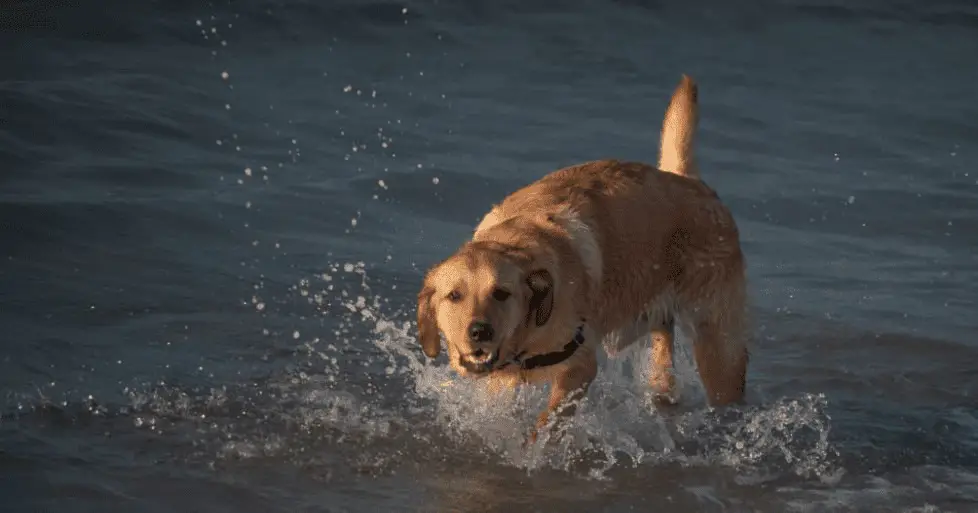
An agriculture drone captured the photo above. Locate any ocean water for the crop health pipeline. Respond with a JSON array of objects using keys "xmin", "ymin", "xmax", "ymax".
[{"xmin": 2, "ymin": 0, "xmax": 977, "ymax": 511}]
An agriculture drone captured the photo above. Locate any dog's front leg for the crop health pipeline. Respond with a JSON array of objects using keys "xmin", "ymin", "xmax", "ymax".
[{"xmin": 527, "ymin": 354, "xmax": 598, "ymax": 445}]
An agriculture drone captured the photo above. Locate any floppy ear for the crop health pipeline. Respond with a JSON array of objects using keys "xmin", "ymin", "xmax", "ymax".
[
  {"xmin": 417, "ymin": 284, "xmax": 441, "ymax": 358},
  {"xmin": 525, "ymin": 269, "xmax": 554, "ymax": 327}
]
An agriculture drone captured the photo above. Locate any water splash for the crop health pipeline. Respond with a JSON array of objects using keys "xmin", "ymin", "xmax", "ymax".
[
  {"xmin": 335, "ymin": 264, "xmax": 843, "ymax": 481},
  {"xmin": 1, "ymin": 262, "xmax": 843, "ymax": 485}
]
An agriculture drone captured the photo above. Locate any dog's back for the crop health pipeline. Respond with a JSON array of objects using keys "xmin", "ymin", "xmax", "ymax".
[{"xmin": 474, "ymin": 75, "xmax": 738, "ymax": 336}]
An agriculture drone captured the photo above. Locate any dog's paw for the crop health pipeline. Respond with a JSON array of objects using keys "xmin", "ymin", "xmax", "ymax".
[
  {"xmin": 523, "ymin": 428, "xmax": 539, "ymax": 450},
  {"xmin": 652, "ymin": 391, "xmax": 679, "ymax": 407},
  {"xmin": 524, "ymin": 419, "xmax": 568, "ymax": 450},
  {"xmin": 649, "ymin": 372, "xmax": 678, "ymax": 406},
  {"xmin": 525, "ymin": 417, "xmax": 551, "ymax": 449}
]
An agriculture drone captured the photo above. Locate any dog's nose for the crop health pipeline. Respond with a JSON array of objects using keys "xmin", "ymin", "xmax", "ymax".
[{"xmin": 468, "ymin": 321, "xmax": 494, "ymax": 342}]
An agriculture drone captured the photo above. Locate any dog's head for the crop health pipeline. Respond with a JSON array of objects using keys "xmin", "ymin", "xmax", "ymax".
[{"xmin": 416, "ymin": 241, "xmax": 554, "ymax": 376}]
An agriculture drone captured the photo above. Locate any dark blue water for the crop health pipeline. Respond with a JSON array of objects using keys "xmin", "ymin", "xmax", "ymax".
[{"xmin": 2, "ymin": 1, "xmax": 977, "ymax": 511}]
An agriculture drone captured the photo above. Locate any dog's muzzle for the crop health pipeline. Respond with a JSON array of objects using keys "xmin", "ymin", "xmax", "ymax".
[{"xmin": 458, "ymin": 348, "xmax": 499, "ymax": 374}]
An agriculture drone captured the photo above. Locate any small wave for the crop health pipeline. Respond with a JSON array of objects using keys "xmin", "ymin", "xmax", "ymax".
[{"xmin": 795, "ymin": 1, "xmax": 978, "ymax": 29}]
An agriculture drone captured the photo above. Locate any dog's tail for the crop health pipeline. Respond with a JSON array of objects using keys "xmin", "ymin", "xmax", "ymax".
[{"xmin": 658, "ymin": 74, "xmax": 699, "ymax": 179}]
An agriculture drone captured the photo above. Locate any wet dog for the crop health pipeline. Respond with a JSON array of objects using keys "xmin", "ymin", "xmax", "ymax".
[{"xmin": 417, "ymin": 75, "xmax": 748, "ymax": 442}]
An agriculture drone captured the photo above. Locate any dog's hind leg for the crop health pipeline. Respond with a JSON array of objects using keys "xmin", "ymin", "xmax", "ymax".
[{"xmin": 649, "ymin": 317, "xmax": 678, "ymax": 404}]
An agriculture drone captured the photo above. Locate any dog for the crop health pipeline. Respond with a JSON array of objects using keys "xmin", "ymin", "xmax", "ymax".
[{"xmin": 416, "ymin": 75, "xmax": 748, "ymax": 443}]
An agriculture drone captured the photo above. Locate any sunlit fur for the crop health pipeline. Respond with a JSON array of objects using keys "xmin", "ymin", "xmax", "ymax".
[
  {"xmin": 417, "ymin": 75, "xmax": 749, "ymax": 442},
  {"xmin": 420, "ymin": 241, "xmax": 538, "ymax": 377}
]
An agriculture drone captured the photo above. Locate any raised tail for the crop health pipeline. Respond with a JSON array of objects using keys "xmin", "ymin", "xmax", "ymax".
[{"xmin": 658, "ymin": 74, "xmax": 699, "ymax": 178}]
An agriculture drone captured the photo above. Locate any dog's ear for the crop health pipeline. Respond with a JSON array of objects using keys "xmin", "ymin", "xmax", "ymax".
[
  {"xmin": 417, "ymin": 284, "xmax": 441, "ymax": 358},
  {"xmin": 525, "ymin": 269, "xmax": 554, "ymax": 327}
]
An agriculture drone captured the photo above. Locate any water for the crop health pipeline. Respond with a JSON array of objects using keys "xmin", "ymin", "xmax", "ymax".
[{"xmin": 2, "ymin": 0, "xmax": 977, "ymax": 511}]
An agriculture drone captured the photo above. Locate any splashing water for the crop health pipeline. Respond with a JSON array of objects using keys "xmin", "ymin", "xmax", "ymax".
[
  {"xmin": 331, "ymin": 264, "xmax": 844, "ymax": 481},
  {"xmin": 2, "ymin": 262, "xmax": 843, "ymax": 485}
]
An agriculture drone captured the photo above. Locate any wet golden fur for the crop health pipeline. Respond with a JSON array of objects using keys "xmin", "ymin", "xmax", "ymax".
[{"xmin": 417, "ymin": 75, "xmax": 748, "ymax": 441}]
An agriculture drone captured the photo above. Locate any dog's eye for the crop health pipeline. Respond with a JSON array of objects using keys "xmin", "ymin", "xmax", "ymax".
[
  {"xmin": 492, "ymin": 288, "xmax": 511, "ymax": 301},
  {"xmin": 447, "ymin": 290, "xmax": 462, "ymax": 302}
]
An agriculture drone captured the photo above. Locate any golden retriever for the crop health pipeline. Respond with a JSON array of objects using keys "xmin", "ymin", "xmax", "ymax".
[{"xmin": 416, "ymin": 75, "xmax": 748, "ymax": 442}]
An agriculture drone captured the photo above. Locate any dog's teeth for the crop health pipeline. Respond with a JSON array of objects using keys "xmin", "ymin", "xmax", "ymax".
[{"xmin": 468, "ymin": 352, "xmax": 497, "ymax": 366}]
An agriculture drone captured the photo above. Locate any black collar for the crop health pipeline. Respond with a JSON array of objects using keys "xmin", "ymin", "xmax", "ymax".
[{"xmin": 504, "ymin": 323, "xmax": 587, "ymax": 371}]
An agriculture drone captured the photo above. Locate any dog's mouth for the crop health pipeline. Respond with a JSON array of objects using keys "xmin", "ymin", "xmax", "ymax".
[{"xmin": 458, "ymin": 348, "xmax": 500, "ymax": 374}]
